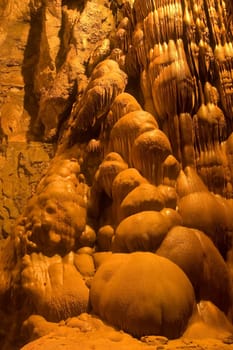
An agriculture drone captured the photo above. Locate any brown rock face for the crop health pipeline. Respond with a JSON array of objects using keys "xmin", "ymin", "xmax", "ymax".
[
  {"xmin": 90, "ymin": 252, "xmax": 195, "ymax": 339},
  {"xmin": 1, "ymin": 0, "xmax": 233, "ymax": 349}
]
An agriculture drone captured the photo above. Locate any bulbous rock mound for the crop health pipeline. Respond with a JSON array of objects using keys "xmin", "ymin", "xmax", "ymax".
[
  {"xmin": 90, "ymin": 252, "xmax": 195, "ymax": 339},
  {"xmin": 21, "ymin": 253, "xmax": 90, "ymax": 322},
  {"xmin": 177, "ymin": 191, "xmax": 232, "ymax": 255},
  {"xmin": 156, "ymin": 226, "xmax": 231, "ymax": 313},
  {"xmin": 112, "ymin": 209, "xmax": 182, "ymax": 252}
]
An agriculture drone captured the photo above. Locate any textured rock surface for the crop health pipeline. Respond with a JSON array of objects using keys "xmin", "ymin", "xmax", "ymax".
[
  {"xmin": 0, "ymin": 0, "xmax": 233, "ymax": 349},
  {"xmin": 0, "ymin": 0, "xmax": 31, "ymax": 142},
  {"xmin": 90, "ymin": 252, "xmax": 195, "ymax": 339},
  {"xmin": 20, "ymin": 310, "xmax": 233, "ymax": 350},
  {"xmin": 0, "ymin": 142, "xmax": 54, "ymax": 237}
]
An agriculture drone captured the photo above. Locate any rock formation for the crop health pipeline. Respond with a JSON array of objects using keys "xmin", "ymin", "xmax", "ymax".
[{"xmin": 0, "ymin": 0, "xmax": 233, "ymax": 349}]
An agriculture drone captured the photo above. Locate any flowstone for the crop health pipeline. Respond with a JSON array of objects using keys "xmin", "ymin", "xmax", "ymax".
[{"xmin": 0, "ymin": 0, "xmax": 233, "ymax": 349}]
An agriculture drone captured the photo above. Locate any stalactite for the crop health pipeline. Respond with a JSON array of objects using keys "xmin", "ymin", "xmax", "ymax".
[{"xmin": 109, "ymin": 110, "xmax": 158, "ymax": 165}]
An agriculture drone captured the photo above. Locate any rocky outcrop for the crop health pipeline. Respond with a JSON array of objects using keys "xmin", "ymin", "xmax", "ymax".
[{"xmin": 0, "ymin": 142, "xmax": 53, "ymax": 237}]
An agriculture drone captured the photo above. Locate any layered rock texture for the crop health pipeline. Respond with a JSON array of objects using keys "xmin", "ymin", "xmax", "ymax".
[{"xmin": 1, "ymin": 0, "xmax": 233, "ymax": 349}]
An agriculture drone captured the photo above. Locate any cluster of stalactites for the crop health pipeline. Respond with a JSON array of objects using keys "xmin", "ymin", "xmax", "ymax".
[
  {"xmin": 94, "ymin": 93, "xmax": 174, "ymax": 189},
  {"xmin": 67, "ymin": 60, "xmax": 128, "ymax": 139},
  {"xmin": 116, "ymin": 0, "xmax": 233, "ymax": 117},
  {"xmin": 115, "ymin": 0, "xmax": 184, "ymax": 74},
  {"xmin": 112, "ymin": 0, "xmax": 233, "ymax": 196}
]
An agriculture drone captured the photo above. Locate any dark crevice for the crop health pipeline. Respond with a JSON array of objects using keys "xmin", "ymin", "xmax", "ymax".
[{"xmin": 21, "ymin": 5, "xmax": 43, "ymax": 141}]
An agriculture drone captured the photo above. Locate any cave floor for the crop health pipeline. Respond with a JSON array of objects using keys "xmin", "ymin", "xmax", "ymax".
[{"xmin": 20, "ymin": 313, "xmax": 233, "ymax": 350}]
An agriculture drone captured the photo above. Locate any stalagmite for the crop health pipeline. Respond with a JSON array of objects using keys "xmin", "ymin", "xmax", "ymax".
[
  {"xmin": 106, "ymin": 92, "xmax": 142, "ymax": 129},
  {"xmin": 156, "ymin": 226, "xmax": 231, "ymax": 313},
  {"xmin": 93, "ymin": 152, "xmax": 128, "ymax": 199},
  {"xmin": 112, "ymin": 168, "xmax": 149, "ymax": 223},
  {"xmin": 132, "ymin": 129, "xmax": 172, "ymax": 184},
  {"xmin": 110, "ymin": 110, "xmax": 158, "ymax": 165},
  {"xmin": 90, "ymin": 252, "xmax": 195, "ymax": 339},
  {"xmin": 119, "ymin": 183, "xmax": 165, "ymax": 220}
]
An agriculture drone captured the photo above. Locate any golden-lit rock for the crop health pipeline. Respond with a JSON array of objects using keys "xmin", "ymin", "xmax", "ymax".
[
  {"xmin": 140, "ymin": 69, "xmax": 157, "ymax": 116},
  {"xmin": 157, "ymin": 185, "xmax": 177, "ymax": 209},
  {"xmin": 70, "ymin": 60, "xmax": 127, "ymax": 134},
  {"xmin": 119, "ymin": 183, "xmax": 165, "ymax": 220},
  {"xmin": 112, "ymin": 209, "xmax": 181, "ymax": 253},
  {"xmin": 106, "ymin": 92, "xmax": 142, "ymax": 129},
  {"xmin": 162, "ymin": 155, "xmax": 181, "ymax": 187},
  {"xmin": 21, "ymin": 253, "xmax": 89, "ymax": 322},
  {"xmin": 93, "ymin": 251, "xmax": 113, "ymax": 270},
  {"xmin": 150, "ymin": 40, "xmax": 195, "ymax": 121},
  {"xmin": 101, "ymin": 92, "xmax": 143, "ymax": 155},
  {"xmin": 112, "ymin": 168, "xmax": 148, "ymax": 206},
  {"xmin": 0, "ymin": 237, "xmax": 17, "ymax": 305},
  {"xmin": 36, "ymin": 51, "xmax": 78, "ymax": 141},
  {"xmin": 21, "ymin": 314, "xmax": 59, "ymax": 344},
  {"xmin": 176, "ymin": 166, "xmax": 209, "ymax": 198},
  {"xmin": 79, "ymin": 225, "xmax": 96, "ymax": 248},
  {"xmin": 111, "ymin": 168, "xmax": 149, "ymax": 223},
  {"xmin": 73, "ymin": 252, "xmax": 95, "ymax": 277},
  {"xmin": 87, "ymin": 38, "xmax": 111, "ymax": 75},
  {"xmin": 177, "ymin": 191, "xmax": 231, "ymax": 256},
  {"xmin": 15, "ymin": 157, "xmax": 88, "ymax": 256},
  {"xmin": 97, "ymin": 225, "xmax": 114, "ymax": 252},
  {"xmin": 156, "ymin": 226, "xmax": 231, "ymax": 313},
  {"xmin": 1, "ymin": 0, "xmax": 233, "ymax": 348},
  {"xmin": 94, "ymin": 152, "xmax": 128, "ymax": 198},
  {"xmin": 132, "ymin": 129, "xmax": 172, "ymax": 184},
  {"xmin": 110, "ymin": 110, "xmax": 158, "ymax": 166},
  {"xmin": 184, "ymin": 301, "xmax": 233, "ymax": 340},
  {"xmin": 90, "ymin": 252, "xmax": 195, "ymax": 339}
]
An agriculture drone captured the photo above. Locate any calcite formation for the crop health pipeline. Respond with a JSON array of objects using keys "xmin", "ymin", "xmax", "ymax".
[
  {"xmin": 0, "ymin": 142, "xmax": 53, "ymax": 238},
  {"xmin": 0, "ymin": 0, "xmax": 233, "ymax": 349}
]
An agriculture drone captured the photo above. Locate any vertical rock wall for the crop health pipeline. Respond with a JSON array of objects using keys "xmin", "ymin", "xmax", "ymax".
[
  {"xmin": 0, "ymin": 0, "xmax": 115, "ymax": 236},
  {"xmin": 0, "ymin": 142, "xmax": 54, "ymax": 237}
]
